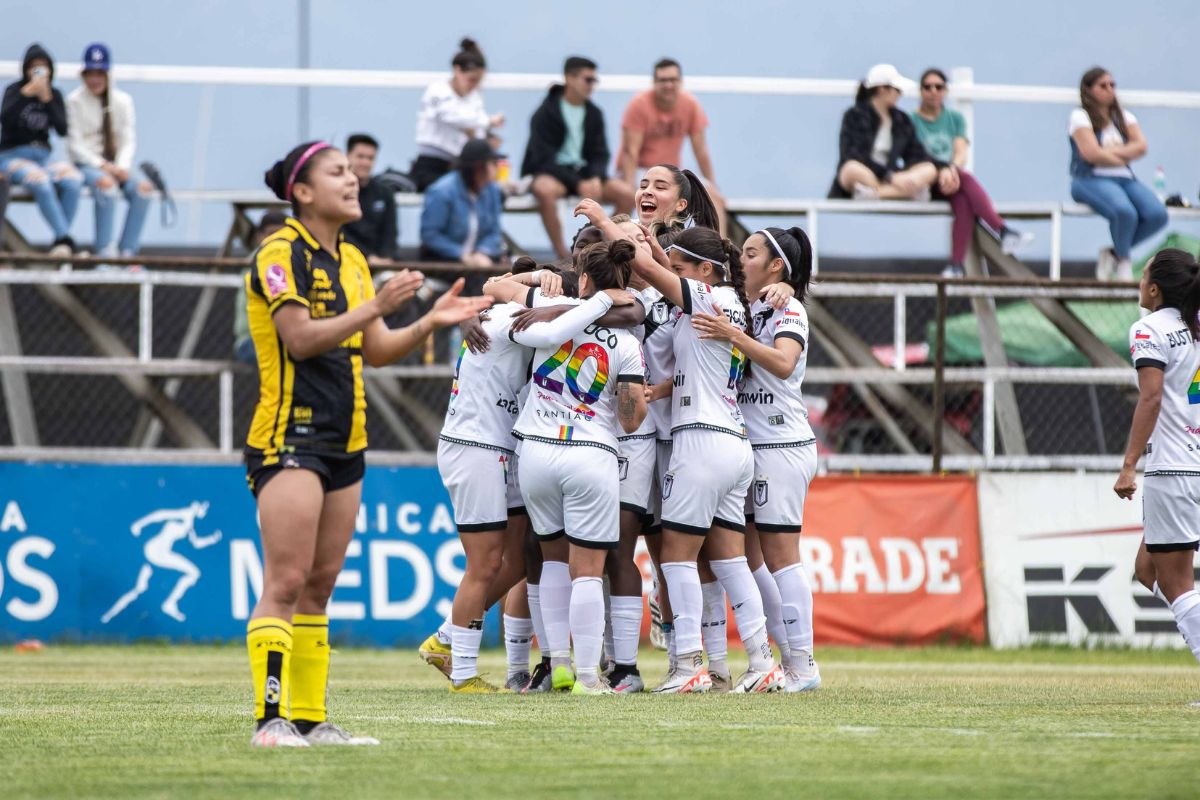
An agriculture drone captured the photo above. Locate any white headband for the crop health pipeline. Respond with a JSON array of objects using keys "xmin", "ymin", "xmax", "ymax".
[
  {"xmin": 758, "ymin": 229, "xmax": 792, "ymax": 279},
  {"xmin": 665, "ymin": 244, "xmax": 727, "ymax": 277}
]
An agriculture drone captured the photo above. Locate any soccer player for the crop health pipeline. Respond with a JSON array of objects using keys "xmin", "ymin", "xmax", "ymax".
[
  {"xmin": 693, "ymin": 226, "xmax": 822, "ymax": 692},
  {"xmin": 635, "ymin": 164, "xmax": 720, "ymax": 234},
  {"xmin": 578, "ymin": 200, "xmax": 783, "ymax": 694},
  {"xmin": 244, "ymin": 141, "xmax": 490, "ymax": 747},
  {"xmin": 511, "ymin": 240, "xmax": 648, "ymax": 694},
  {"xmin": 1114, "ymin": 248, "xmax": 1200, "ymax": 669}
]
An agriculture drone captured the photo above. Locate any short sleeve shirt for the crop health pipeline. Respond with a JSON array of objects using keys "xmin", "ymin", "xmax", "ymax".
[
  {"xmin": 1129, "ymin": 308, "xmax": 1200, "ymax": 474},
  {"xmin": 620, "ymin": 90, "xmax": 709, "ymax": 169},
  {"xmin": 1069, "ymin": 108, "xmax": 1137, "ymax": 179},
  {"xmin": 910, "ymin": 108, "xmax": 967, "ymax": 163}
]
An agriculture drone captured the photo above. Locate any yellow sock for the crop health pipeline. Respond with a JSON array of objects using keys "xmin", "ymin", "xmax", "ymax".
[
  {"xmin": 247, "ymin": 617, "xmax": 292, "ymax": 722},
  {"xmin": 290, "ymin": 613, "xmax": 330, "ymax": 724}
]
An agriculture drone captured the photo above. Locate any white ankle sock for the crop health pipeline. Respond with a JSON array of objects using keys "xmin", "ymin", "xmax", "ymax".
[
  {"xmin": 436, "ymin": 615, "xmax": 452, "ymax": 645},
  {"xmin": 602, "ymin": 577, "xmax": 615, "ymax": 664},
  {"xmin": 662, "ymin": 561, "xmax": 703, "ymax": 655},
  {"xmin": 527, "ymin": 583, "xmax": 547, "ymax": 659},
  {"xmin": 450, "ymin": 623, "xmax": 483, "ymax": 681},
  {"xmin": 710, "ymin": 556, "xmax": 772, "ymax": 671},
  {"xmin": 1170, "ymin": 589, "xmax": 1200, "ymax": 664},
  {"xmin": 540, "ymin": 561, "xmax": 573, "ymax": 661},
  {"xmin": 773, "ymin": 562, "xmax": 815, "ymax": 674},
  {"xmin": 700, "ymin": 581, "xmax": 728, "ymax": 675},
  {"xmin": 570, "ymin": 576, "xmax": 605, "ymax": 679},
  {"xmin": 1152, "ymin": 581, "xmax": 1168, "ymax": 604},
  {"xmin": 503, "ymin": 614, "xmax": 533, "ymax": 678},
  {"xmin": 752, "ymin": 563, "xmax": 790, "ymax": 665},
  {"xmin": 610, "ymin": 595, "xmax": 643, "ymax": 666}
]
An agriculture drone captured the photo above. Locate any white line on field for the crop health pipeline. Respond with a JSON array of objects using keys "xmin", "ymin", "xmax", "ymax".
[
  {"xmin": 821, "ymin": 661, "xmax": 1198, "ymax": 676},
  {"xmin": 411, "ymin": 716, "xmax": 497, "ymax": 726},
  {"xmin": 838, "ymin": 725, "xmax": 880, "ymax": 733}
]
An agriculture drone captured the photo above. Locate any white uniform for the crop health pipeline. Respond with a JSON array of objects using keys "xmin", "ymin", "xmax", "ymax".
[
  {"xmin": 741, "ymin": 299, "xmax": 819, "ymax": 532},
  {"xmin": 638, "ymin": 286, "xmax": 683, "ymax": 529},
  {"xmin": 513, "ymin": 294, "xmax": 646, "ymax": 549},
  {"xmin": 661, "ymin": 278, "xmax": 754, "ymax": 534},
  {"xmin": 1130, "ymin": 309, "xmax": 1200, "ymax": 551},
  {"xmin": 614, "ymin": 287, "xmax": 659, "ymax": 518},
  {"xmin": 437, "ymin": 303, "xmax": 530, "ymax": 530}
]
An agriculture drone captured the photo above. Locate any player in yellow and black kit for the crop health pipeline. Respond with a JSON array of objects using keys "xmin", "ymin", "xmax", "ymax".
[{"xmin": 245, "ymin": 141, "xmax": 491, "ymax": 748}]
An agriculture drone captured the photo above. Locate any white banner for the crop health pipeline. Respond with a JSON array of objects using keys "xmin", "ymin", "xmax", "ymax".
[{"xmin": 979, "ymin": 472, "xmax": 1197, "ymax": 648}]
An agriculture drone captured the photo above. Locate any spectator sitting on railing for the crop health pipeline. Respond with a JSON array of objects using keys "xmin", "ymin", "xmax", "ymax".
[
  {"xmin": 0, "ymin": 44, "xmax": 82, "ymax": 255},
  {"xmin": 341, "ymin": 133, "xmax": 399, "ymax": 264},
  {"xmin": 828, "ymin": 64, "xmax": 936, "ymax": 203},
  {"xmin": 410, "ymin": 38, "xmax": 504, "ymax": 192},
  {"xmin": 66, "ymin": 43, "xmax": 153, "ymax": 260},
  {"xmin": 522, "ymin": 56, "xmax": 634, "ymax": 259},
  {"xmin": 419, "ymin": 138, "xmax": 504, "ymax": 294},
  {"xmin": 1069, "ymin": 66, "xmax": 1167, "ymax": 281},
  {"xmin": 910, "ymin": 67, "xmax": 1031, "ymax": 277},
  {"xmin": 233, "ymin": 211, "xmax": 287, "ymax": 365}
]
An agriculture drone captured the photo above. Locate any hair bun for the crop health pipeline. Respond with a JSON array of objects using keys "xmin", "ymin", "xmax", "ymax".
[
  {"xmin": 264, "ymin": 160, "xmax": 288, "ymax": 201},
  {"xmin": 511, "ymin": 255, "xmax": 538, "ymax": 274},
  {"xmin": 608, "ymin": 239, "xmax": 636, "ymax": 263},
  {"xmin": 459, "ymin": 37, "xmax": 480, "ymax": 53}
]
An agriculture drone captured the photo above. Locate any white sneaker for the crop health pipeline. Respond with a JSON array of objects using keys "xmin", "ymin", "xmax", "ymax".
[
  {"xmin": 302, "ymin": 721, "xmax": 380, "ymax": 746},
  {"xmin": 250, "ymin": 717, "xmax": 310, "ymax": 748},
  {"xmin": 1115, "ymin": 258, "xmax": 1134, "ymax": 282},
  {"xmin": 730, "ymin": 664, "xmax": 785, "ymax": 694},
  {"xmin": 784, "ymin": 665, "xmax": 822, "ymax": 693},
  {"xmin": 1000, "ymin": 228, "xmax": 1034, "ymax": 256},
  {"xmin": 652, "ymin": 651, "xmax": 712, "ymax": 694},
  {"xmin": 853, "ymin": 182, "xmax": 880, "ymax": 201},
  {"xmin": 1096, "ymin": 247, "xmax": 1116, "ymax": 281}
]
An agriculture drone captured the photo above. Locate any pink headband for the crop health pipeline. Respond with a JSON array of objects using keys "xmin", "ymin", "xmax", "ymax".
[{"xmin": 284, "ymin": 141, "xmax": 331, "ymax": 202}]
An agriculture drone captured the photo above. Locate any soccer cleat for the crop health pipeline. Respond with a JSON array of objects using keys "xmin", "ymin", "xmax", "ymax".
[
  {"xmin": 250, "ymin": 717, "xmax": 310, "ymax": 748},
  {"xmin": 504, "ymin": 670, "xmax": 532, "ymax": 692},
  {"xmin": 418, "ymin": 633, "xmax": 453, "ymax": 679},
  {"xmin": 708, "ymin": 671, "xmax": 732, "ymax": 694},
  {"xmin": 653, "ymin": 652, "xmax": 711, "ymax": 694},
  {"xmin": 550, "ymin": 663, "xmax": 576, "ymax": 692},
  {"xmin": 730, "ymin": 664, "xmax": 785, "ymax": 694},
  {"xmin": 302, "ymin": 721, "xmax": 380, "ymax": 746},
  {"xmin": 570, "ymin": 675, "xmax": 615, "ymax": 695},
  {"xmin": 450, "ymin": 675, "xmax": 509, "ymax": 694},
  {"xmin": 784, "ymin": 666, "xmax": 822, "ymax": 693},
  {"xmin": 608, "ymin": 666, "xmax": 645, "ymax": 694},
  {"xmin": 522, "ymin": 660, "xmax": 552, "ymax": 693}
]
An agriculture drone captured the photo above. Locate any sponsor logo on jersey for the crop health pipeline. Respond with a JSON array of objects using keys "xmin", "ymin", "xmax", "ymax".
[
  {"xmin": 737, "ymin": 387, "xmax": 775, "ymax": 405},
  {"xmin": 1134, "ymin": 330, "xmax": 1150, "ymax": 340},
  {"xmin": 265, "ymin": 264, "xmax": 289, "ymax": 298},
  {"xmin": 768, "ymin": 414, "xmax": 784, "ymax": 426}
]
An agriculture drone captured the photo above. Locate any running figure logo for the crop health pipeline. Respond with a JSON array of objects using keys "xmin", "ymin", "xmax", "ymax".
[{"xmin": 100, "ymin": 502, "xmax": 223, "ymax": 623}]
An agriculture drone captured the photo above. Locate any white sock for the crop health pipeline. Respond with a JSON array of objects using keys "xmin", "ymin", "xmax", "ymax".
[
  {"xmin": 753, "ymin": 563, "xmax": 790, "ymax": 666},
  {"xmin": 503, "ymin": 614, "xmax": 533, "ymax": 678},
  {"xmin": 662, "ymin": 561, "xmax": 703, "ymax": 656},
  {"xmin": 527, "ymin": 583, "xmax": 547, "ymax": 660},
  {"xmin": 1170, "ymin": 589, "xmax": 1200, "ymax": 664},
  {"xmin": 540, "ymin": 561, "xmax": 573, "ymax": 663},
  {"xmin": 570, "ymin": 576, "xmax": 606, "ymax": 679},
  {"xmin": 602, "ymin": 576, "xmax": 615, "ymax": 664},
  {"xmin": 710, "ymin": 556, "xmax": 773, "ymax": 672},
  {"xmin": 700, "ymin": 581, "xmax": 728, "ymax": 676},
  {"xmin": 450, "ymin": 623, "xmax": 483, "ymax": 682},
  {"xmin": 436, "ymin": 615, "xmax": 452, "ymax": 645},
  {"xmin": 773, "ymin": 563, "xmax": 815, "ymax": 675},
  {"xmin": 610, "ymin": 595, "xmax": 643, "ymax": 666},
  {"xmin": 1152, "ymin": 581, "xmax": 1168, "ymax": 604}
]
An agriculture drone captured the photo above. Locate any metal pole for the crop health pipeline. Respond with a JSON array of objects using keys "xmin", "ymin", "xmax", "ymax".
[
  {"xmin": 983, "ymin": 378, "xmax": 996, "ymax": 462},
  {"xmin": 297, "ymin": 0, "xmax": 311, "ymax": 141},
  {"xmin": 950, "ymin": 66, "xmax": 975, "ymax": 173},
  {"xmin": 1050, "ymin": 206, "xmax": 1063, "ymax": 281},
  {"xmin": 808, "ymin": 207, "xmax": 819, "ymax": 275},
  {"xmin": 219, "ymin": 369, "xmax": 234, "ymax": 453},
  {"xmin": 893, "ymin": 293, "xmax": 906, "ymax": 371},
  {"xmin": 138, "ymin": 281, "xmax": 153, "ymax": 362},
  {"xmin": 931, "ymin": 280, "xmax": 948, "ymax": 473}
]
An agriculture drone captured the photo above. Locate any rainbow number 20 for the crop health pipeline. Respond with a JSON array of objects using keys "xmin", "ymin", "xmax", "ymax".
[{"xmin": 534, "ymin": 339, "xmax": 610, "ymax": 405}]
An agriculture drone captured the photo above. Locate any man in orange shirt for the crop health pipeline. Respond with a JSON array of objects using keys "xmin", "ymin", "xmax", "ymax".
[{"xmin": 617, "ymin": 58, "xmax": 724, "ymax": 229}]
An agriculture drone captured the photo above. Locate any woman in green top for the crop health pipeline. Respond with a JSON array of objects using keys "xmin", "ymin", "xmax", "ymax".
[{"xmin": 911, "ymin": 68, "xmax": 1030, "ymax": 275}]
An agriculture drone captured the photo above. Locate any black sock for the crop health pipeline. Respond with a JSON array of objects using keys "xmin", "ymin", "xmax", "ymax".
[{"xmin": 291, "ymin": 719, "xmax": 318, "ymax": 735}]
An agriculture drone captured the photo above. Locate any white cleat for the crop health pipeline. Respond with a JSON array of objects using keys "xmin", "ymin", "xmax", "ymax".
[
  {"xmin": 652, "ymin": 652, "xmax": 712, "ymax": 694},
  {"xmin": 250, "ymin": 717, "xmax": 310, "ymax": 748},
  {"xmin": 730, "ymin": 664, "xmax": 785, "ymax": 694},
  {"xmin": 609, "ymin": 667, "xmax": 645, "ymax": 694},
  {"xmin": 302, "ymin": 721, "xmax": 380, "ymax": 746},
  {"xmin": 784, "ymin": 666, "xmax": 822, "ymax": 693}
]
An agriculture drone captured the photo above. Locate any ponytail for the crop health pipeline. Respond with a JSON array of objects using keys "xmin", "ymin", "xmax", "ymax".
[
  {"xmin": 855, "ymin": 81, "xmax": 872, "ymax": 104},
  {"xmin": 652, "ymin": 164, "xmax": 720, "ymax": 232},
  {"xmin": 1148, "ymin": 248, "xmax": 1200, "ymax": 341}
]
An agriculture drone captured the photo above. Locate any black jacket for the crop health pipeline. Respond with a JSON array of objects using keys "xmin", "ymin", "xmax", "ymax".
[
  {"xmin": 521, "ymin": 84, "xmax": 610, "ymax": 179},
  {"xmin": 0, "ymin": 44, "xmax": 67, "ymax": 152},
  {"xmin": 828, "ymin": 101, "xmax": 932, "ymax": 198},
  {"xmin": 343, "ymin": 176, "xmax": 399, "ymax": 260}
]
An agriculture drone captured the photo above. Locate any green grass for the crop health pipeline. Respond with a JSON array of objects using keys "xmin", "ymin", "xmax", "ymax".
[{"xmin": 2, "ymin": 644, "xmax": 1199, "ymax": 799}]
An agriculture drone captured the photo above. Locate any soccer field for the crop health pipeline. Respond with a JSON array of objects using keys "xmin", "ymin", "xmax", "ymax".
[{"xmin": 2, "ymin": 645, "xmax": 1197, "ymax": 799}]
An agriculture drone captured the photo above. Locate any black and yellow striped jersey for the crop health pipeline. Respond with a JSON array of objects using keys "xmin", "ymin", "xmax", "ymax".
[{"xmin": 244, "ymin": 217, "xmax": 376, "ymax": 462}]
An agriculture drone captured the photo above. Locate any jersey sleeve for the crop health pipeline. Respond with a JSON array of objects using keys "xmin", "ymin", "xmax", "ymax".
[
  {"xmin": 772, "ymin": 303, "xmax": 809, "ymax": 348},
  {"xmin": 510, "ymin": 293, "xmax": 611, "ymax": 348},
  {"xmin": 616, "ymin": 335, "xmax": 646, "ymax": 383},
  {"xmin": 252, "ymin": 238, "xmax": 310, "ymax": 314},
  {"xmin": 528, "ymin": 287, "xmax": 578, "ymax": 309},
  {"xmin": 678, "ymin": 277, "xmax": 719, "ymax": 316},
  {"xmin": 1130, "ymin": 321, "xmax": 1167, "ymax": 369},
  {"xmin": 344, "ymin": 245, "xmax": 375, "ymax": 311}
]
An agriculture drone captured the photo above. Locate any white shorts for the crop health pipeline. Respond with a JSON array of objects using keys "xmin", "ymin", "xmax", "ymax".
[
  {"xmin": 1143, "ymin": 473, "xmax": 1200, "ymax": 551},
  {"xmin": 648, "ymin": 440, "xmax": 673, "ymax": 532},
  {"xmin": 744, "ymin": 443, "xmax": 818, "ymax": 533},
  {"xmin": 661, "ymin": 429, "xmax": 753, "ymax": 535},
  {"xmin": 618, "ymin": 434, "xmax": 657, "ymax": 518},
  {"xmin": 437, "ymin": 439, "xmax": 514, "ymax": 532},
  {"xmin": 506, "ymin": 448, "xmax": 526, "ymax": 514},
  {"xmin": 518, "ymin": 440, "xmax": 620, "ymax": 549}
]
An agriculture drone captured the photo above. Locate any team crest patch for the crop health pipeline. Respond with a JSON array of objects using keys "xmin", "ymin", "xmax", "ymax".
[
  {"xmin": 265, "ymin": 263, "xmax": 289, "ymax": 298},
  {"xmin": 264, "ymin": 676, "xmax": 281, "ymax": 704},
  {"xmin": 753, "ymin": 480, "xmax": 769, "ymax": 507},
  {"xmin": 662, "ymin": 472, "xmax": 674, "ymax": 499},
  {"xmin": 618, "ymin": 456, "xmax": 629, "ymax": 481},
  {"xmin": 651, "ymin": 302, "xmax": 670, "ymax": 325}
]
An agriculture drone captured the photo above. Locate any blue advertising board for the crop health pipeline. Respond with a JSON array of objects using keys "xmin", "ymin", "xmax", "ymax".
[{"xmin": 0, "ymin": 463, "xmax": 495, "ymax": 646}]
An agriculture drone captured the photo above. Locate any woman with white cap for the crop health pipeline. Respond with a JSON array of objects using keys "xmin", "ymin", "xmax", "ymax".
[
  {"xmin": 828, "ymin": 64, "xmax": 936, "ymax": 201},
  {"xmin": 66, "ymin": 43, "xmax": 153, "ymax": 257}
]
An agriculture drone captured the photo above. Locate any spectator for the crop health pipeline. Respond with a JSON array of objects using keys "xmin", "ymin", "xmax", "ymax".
[
  {"xmin": 829, "ymin": 64, "xmax": 936, "ymax": 202},
  {"xmin": 617, "ymin": 58, "xmax": 724, "ymax": 232},
  {"xmin": 342, "ymin": 133, "xmax": 399, "ymax": 263},
  {"xmin": 420, "ymin": 138, "xmax": 504, "ymax": 290},
  {"xmin": 1069, "ymin": 66, "xmax": 1167, "ymax": 281},
  {"xmin": 522, "ymin": 56, "xmax": 633, "ymax": 259},
  {"xmin": 0, "ymin": 44, "xmax": 82, "ymax": 255},
  {"xmin": 0, "ymin": 173, "xmax": 9, "ymax": 249},
  {"xmin": 911, "ymin": 67, "xmax": 1031, "ymax": 276},
  {"xmin": 233, "ymin": 211, "xmax": 288, "ymax": 365},
  {"xmin": 410, "ymin": 38, "xmax": 503, "ymax": 191},
  {"xmin": 66, "ymin": 43, "xmax": 152, "ymax": 259}
]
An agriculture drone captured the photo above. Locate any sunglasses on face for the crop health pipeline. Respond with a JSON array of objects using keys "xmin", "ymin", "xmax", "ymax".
[
  {"xmin": 583, "ymin": 76, "xmax": 599, "ymax": 85},
  {"xmin": 922, "ymin": 83, "xmax": 946, "ymax": 91},
  {"xmin": 1096, "ymin": 81, "xmax": 1116, "ymax": 89}
]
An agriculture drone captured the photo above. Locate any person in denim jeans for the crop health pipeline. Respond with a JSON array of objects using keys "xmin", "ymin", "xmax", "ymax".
[
  {"xmin": 67, "ymin": 43, "xmax": 152, "ymax": 258},
  {"xmin": 1069, "ymin": 66, "xmax": 1167, "ymax": 280},
  {"xmin": 0, "ymin": 43, "xmax": 82, "ymax": 254}
]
